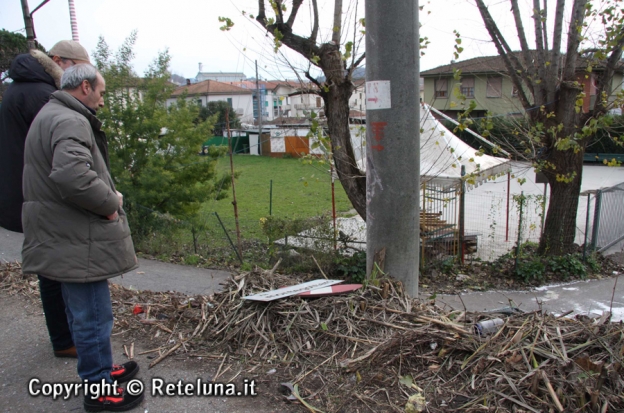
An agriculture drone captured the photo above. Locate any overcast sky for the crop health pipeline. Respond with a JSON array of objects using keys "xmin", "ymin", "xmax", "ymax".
[{"xmin": 1, "ymin": 0, "xmax": 576, "ymax": 81}]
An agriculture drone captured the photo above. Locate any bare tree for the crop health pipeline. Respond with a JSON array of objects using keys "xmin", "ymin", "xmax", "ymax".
[
  {"xmin": 253, "ymin": 0, "xmax": 367, "ymax": 220},
  {"xmin": 475, "ymin": 0, "xmax": 624, "ymax": 254}
]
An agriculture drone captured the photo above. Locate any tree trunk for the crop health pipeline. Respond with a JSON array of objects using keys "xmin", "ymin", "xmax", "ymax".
[
  {"xmin": 324, "ymin": 83, "xmax": 366, "ymax": 220},
  {"xmin": 538, "ymin": 149, "xmax": 584, "ymax": 255},
  {"xmin": 319, "ymin": 44, "xmax": 367, "ymax": 221}
]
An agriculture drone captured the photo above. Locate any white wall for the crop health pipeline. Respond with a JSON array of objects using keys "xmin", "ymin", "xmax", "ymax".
[
  {"xmin": 166, "ymin": 94, "xmax": 255, "ymax": 123},
  {"xmin": 269, "ymin": 128, "xmax": 325, "ymax": 155},
  {"xmin": 349, "ymin": 83, "xmax": 366, "ymax": 113}
]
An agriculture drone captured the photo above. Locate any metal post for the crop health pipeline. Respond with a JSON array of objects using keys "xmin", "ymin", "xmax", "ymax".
[
  {"xmin": 505, "ymin": 172, "xmax": 510, "ymax": 241},
  {"xmin": 583, "ymin": 194, "xmax": 591, "ymax": 261},
  {"xmin": 514, "ymin": 192, "xmax": 524, "ymax": 274},
  {"xmin": 331, "ymin": 164, "xmax": 337, "ymax": 251},
  {"xmin": 214, "ymin": 212, "xmax": 243, "ymax": 264},
  {"xmin": 365, "ymin": 0, "xmax": 420, "ymax": 296},
  {"xmin": 67, "ymin": 0, "xmax": 79, "ymax": 41},
  {"xmin": 269, "ymin": 179, "xmax": 273, "ymax": 216},
  {"xmin": 420, "ymin": 184, "xmax": 426, "ymax": 270},
  {"xmin": 226, "ymin": 109, "xmax": 243, "ymax": 261},
  {"xmin": 255, "ymin": 60, "xmax": 263, "ymax": 155},
  {"xmin": 540, "ymin": 183, "xmax": 547, "ymax": 236},
  {"xmin": 591, "ymin": 189, "xmax": 603, "ymax": 250},
  {"xmin": 20, "ymin": 0, "xmax": 36, "ymax": 49},
  {"xmin": 459, "ymin": 165, "xmax": 466, "ymax": 264}
]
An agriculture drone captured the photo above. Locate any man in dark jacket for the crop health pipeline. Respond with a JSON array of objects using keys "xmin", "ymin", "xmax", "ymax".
[
  {"xmin": 23, "ymin": 64, "xmax": 143, "ymax": 411},
  {"xmin": 0, "ymin": 40, "xmax": 90, "ymax": 359}
]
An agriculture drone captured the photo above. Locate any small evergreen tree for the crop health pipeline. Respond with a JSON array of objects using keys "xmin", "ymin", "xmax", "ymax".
[
  {"xmin": 0, "ymin": 29, "xmax": 45, "ymax": 82},
  {"xmin": 198, "ymin": 100, "xmax": 241, "ymax": 136},
  {"xmin": 93, "ymin": 32, "xmax": 229, "ymax": 237}
]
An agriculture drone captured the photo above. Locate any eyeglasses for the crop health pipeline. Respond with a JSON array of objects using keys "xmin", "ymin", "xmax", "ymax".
[{"xmin": 60, "ymin": 58, "xmax": 77, "ymax": 66}]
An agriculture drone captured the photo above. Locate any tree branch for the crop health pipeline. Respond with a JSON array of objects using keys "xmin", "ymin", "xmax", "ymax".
[
  {"xmin": 256, "ymin": 0, "xmax": 267, "ymax": 28},
  {"xmin": 562, "ymin": 0, "xmax": 588, "ymax": 81},
  {"xmin": 332, "ymin": 0, "xmax": 343, "ymax": 44},
  {"xmin": 256, "ymin": 0, "xmax": 320, "ymax": 63},
  {"xmin": 476, "ymin": 0, "xmax": 534, "ymax": 109},
  {"xmin": 286, "ymin": 0, "xmax": 304, "ymax": 28},
  {"xmin": 511, "ymin": 0, "xmax": 540, "ymax": 103},
  {"xmin": 593, "ymin": 27, "xmax": 624, "ymax": 115},
  {"xmin": 349, "ymin": 52, "xmax": 366, "ymax": 71},
  {"xmin": 275, "ymin": 0, "xmax": 284, "ymax": 24},
  {"xmin": 531, "ymin": 0, "xmax": 545, "ymax": 53},
  {"xmin": 549, "ymin": 0, "xmax": 566, "ymax": 104},
  {"xmin": 311, "ymin": 0, "xmax": 319, "ymax": 44},
  {"xmin": 528, "ymin": 0, "xmax": 547, "ymax": 106},
  {"xmin": 304, "ymin": 70, "xmax": 324, "ymax": 94},
  {"xmin": 541, "ymin": 0, "xmax": 549, "ymax": 50}
]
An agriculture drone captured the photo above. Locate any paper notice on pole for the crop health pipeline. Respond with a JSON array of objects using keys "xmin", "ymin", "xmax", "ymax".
[
  {"xmin": 366, "ymin": 80, "xmax": 391, "ymax": 110},
  {"xmin": 242, "ymin": 279, "xmax": 344, "ymax": 302}
]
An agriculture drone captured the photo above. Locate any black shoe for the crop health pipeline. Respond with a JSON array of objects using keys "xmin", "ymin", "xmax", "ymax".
[
  {"xmin": 84, "ymin": 386, "xmax": 144, "ymax": 412},
  {"xmin": 110, "ymin": 361, "xmax": 139, "ymax": 384},
  {"xmin": 54, "ymin": 345, "xmax": 77, "ymax": 358}
]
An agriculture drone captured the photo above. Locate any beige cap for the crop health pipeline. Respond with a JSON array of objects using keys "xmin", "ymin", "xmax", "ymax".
[{"xmin": 49, "ymin": 40, "xmax": 90, "ymax": 63}]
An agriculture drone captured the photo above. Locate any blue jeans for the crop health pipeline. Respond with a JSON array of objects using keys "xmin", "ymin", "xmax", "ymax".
[
  {"xmin": 38, "ymin": 275, "xmax": 74, "ymax": 351},
  {"xmin": 61, "ymin": 280, "xmax": 113, "ymax": 383}
]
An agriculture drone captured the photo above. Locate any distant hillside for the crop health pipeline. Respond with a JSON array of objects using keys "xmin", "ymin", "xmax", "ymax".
[{"xmin": 170, "ymin": 73, "xmax": 187, "ymax": 86}]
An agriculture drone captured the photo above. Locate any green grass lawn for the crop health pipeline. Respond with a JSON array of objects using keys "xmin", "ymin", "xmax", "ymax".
[{"xmin": 199, "ymin": 155, "xmax": 353, "ymax": 239}]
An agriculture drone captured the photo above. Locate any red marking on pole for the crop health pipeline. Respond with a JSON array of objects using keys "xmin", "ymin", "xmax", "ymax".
[
  {"xmin": 372, "ymin": 145, "xmax": 384, "ymax": 151},
  {"xmin": 371, "ymin": 122, "xmax": 387, "ymax": 142}
]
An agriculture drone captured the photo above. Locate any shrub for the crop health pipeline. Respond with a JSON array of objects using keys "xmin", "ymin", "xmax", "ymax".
[
  {"xmin": 332, "ymin": 250, "xmax": 366, "ymax": 283},
  {"xmin": 548, "ymin": 254, "xmax": 587, "ymax": 279},
  {"xmin": 516, "ymin": 258, "xmax": 546, "ymax": 283}
]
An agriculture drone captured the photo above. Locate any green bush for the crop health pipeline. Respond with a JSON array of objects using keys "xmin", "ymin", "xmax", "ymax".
[
  {"xmin": 516, "ymin": 259, "xmax": 546, "ymax": 283},
  {"xmin": 585, "ymin": 254, "xmax": 602, "ymax": 272},
  {"xmin": 548, "ymin": 254, "xmax": 587, "ymax": 279},
  {"xmin": 332, "ymin": 250, "xmax": 366, "ymax": 283}
]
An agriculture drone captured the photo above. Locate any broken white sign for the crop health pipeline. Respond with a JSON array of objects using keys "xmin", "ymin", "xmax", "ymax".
[{"xmin": 243, "ymin": 279, "xmax": 344, "ymax": 302}]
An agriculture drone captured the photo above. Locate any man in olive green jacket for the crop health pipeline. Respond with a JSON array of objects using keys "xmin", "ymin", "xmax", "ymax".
[{"xmin": 22, "ymin": 64, "xmax": 143, "ymax": 411}]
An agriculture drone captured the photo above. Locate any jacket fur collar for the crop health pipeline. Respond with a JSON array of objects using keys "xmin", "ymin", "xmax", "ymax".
[{"xmin": 30, "ymin": 50, "xmax": 64, "ymax": 89}]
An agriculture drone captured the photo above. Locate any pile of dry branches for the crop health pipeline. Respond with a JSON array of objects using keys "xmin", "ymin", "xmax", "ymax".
[{"xmin": 2, "ymin": 261, "xmax": 623, "ymax": 412}]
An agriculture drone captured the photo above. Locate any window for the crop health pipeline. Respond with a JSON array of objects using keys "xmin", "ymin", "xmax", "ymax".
[
  {"xmin": 460, "ymin": 77, "xmax": 475, "ymax": 98},
  {"xmin": 316, "ymin": 97, "xmax": 322, "ymax": 108},
  {"xmin": 197, "ymin": 99, "xmax": 203, "ymax": 107},
  {"xmin": 435, "ymin": 79, "xmax": 448, "ymax": 98},
  {"xmin": 227, "ymin": 97, "xmax": 233, "ymax": 107},
  {"xmin": 486, "ymin": 76, "xmax": 503, "ymax": 98}
]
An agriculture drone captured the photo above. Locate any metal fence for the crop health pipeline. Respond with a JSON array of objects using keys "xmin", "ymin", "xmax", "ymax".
[
  {"xmin": 589, "ymin": 182, "xmax": 624, "ymax": 253},
  {"xmin": 128, "ymin": 176, "xmax": 624, "ymax": 270},
  {"xmin": 419, "ymin": 182, "xmax": 546, "ymax": 265}
]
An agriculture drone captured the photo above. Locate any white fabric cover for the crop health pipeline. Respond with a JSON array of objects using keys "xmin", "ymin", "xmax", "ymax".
[{"xmin": 355, "ymin": 103, "xmax": 512, "ymax": 190}]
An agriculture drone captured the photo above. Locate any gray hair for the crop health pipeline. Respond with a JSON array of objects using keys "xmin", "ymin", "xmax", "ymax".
[{"xmin": 60, "ymin": 64, "xmax": 99, "ymax": 90}]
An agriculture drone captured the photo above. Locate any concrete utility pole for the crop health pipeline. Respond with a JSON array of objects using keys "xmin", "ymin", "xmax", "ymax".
[{"xmin": 365, "ymin": 1, "xmax": 420, "ymax": 296}]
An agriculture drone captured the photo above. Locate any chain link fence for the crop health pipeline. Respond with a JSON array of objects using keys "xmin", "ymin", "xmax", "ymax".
[
  {"xmin": 127, "ymin": 171, "xmax": 624, "ymax": 271},
  {"xmin": 588, "ymin": 182, "xmax": 624, "ymax": 253},
  {"xmin": 418, "ymin": 181, "xmax": 545, "ymax": 266}
]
